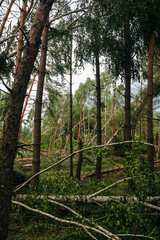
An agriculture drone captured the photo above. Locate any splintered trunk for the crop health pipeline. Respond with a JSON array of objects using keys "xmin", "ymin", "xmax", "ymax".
[
  {"xmin": 0, "ymin": 1, "xmax": 54, "ymax": 238},
  {"xmin": 95, "ymin": 54, "xmax": 102, "ymax": 180},
  {"xmin": 124, "ymin": 18, "xmax": 132, "ymax": 143},
  {"xmin": 147, "ymin": 31, "xmax": 155, "ymax": 169},
  {"xmin": 30, "ymin": 20, "xmax": 48, "ymax": 191}
]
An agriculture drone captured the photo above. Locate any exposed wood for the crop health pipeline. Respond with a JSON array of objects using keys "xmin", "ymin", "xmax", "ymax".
[
  {"xmin": 21, "ymin": 146, "xmax": 49, "ymax": 156},
  {"xmin": 16, "ymin": 158, "xmax": 32, "ymax": 161},
  {"xmin": 14, "ymin": 194, "xmax": 160, "ymax": 204},
  {"xmin": 117, "ymin": 234, "xmax": 155, "ymax": 240}
]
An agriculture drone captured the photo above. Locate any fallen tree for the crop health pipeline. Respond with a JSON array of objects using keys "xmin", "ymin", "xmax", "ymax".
[{"xmin": 14, "ymin": 194, "xmax": 160, "ymax": 204}]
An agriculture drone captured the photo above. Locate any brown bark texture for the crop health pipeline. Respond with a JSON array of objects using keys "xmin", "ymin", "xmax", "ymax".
[
  {"xmin": 0, "ymin": 1, "xmax": 54, "ymax": 239},
  {"xmin": 15, "ymin": 0, "xmax": 27, "ymax": 75},
  {"xmin": 76, "ymin": 136, "xmax": 83, "ymax": 180},
  {"xmin": 30, "ymin": 20, "xmax": 49, "ymax": 191},
  {"xmin": 147, "ymin": 31, "xmax": 155, "ymax": 168},
  {"xmin": 0, "ymin": 0, "xmax": 15, "ymax": 37},
  {"xmin": 124, "ymin": 18, "xmax": 132, "ymax": 142},
  {"xmin": 95, "ymin": 54, "xmax": 102, "ymax": 180},
  {"xmin": 70, "ymin": 29, "xmax": 73, "ymax": 177}
]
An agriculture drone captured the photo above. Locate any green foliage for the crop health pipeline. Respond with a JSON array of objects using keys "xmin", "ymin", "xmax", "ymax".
[
  {"xmin": 124, "ymin": 144, "xmax": 154, "ymax": 200},
  {"xmin": 14, "ymin": 170, "xmax": 30, "ymax": 188},
  {"xmin": 0, "ymin": 52, "xmax": 14, "ymax": 77},
  {"xmin": 0, "ymin": 92, "xmax": 9, "ymax": 124}
]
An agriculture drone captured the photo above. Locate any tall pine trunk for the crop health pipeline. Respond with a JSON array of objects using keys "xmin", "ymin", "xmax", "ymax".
[
  {"xmin": 15, "ymin": 0, "xmax": 27, "ymax": 75},
  {"xmin": 95, "ymin": 54, "xmax": 102, "ymax": 180},
  {"xmin": 147, "ymin": 31, "xmax": 155, "ymax": 169},
  {"xmin": 30, "ymin": 20, "xmax": 49, "ymax": 191},
  {"xmin": 70, "ymin": 25, "xmax": 73, "ymax": 177},
  {"xmin": 0, "ymin": 1, "xmax": 54, "ymax": 238},
  {"xmin": 124, "ymin": 18, "xmax": 132, "ymax": 143}
]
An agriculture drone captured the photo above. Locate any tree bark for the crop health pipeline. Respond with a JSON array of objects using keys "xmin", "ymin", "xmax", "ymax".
[
  {"xmin": 70, "ymin": 22, "xmax": 73, "ymax": 177},
  {"xmin": 0, "ymin": 1, "xmax": 54, "ymax": 238},
  {"xmin": 0, "ymin": 0, "xmax": 15, "ymax": 37},
  {"xmin": 15, "ymin": 0, "xmax": 27, "ymax": 75},
  {"xmin": 95, "ymin": 54, "xmax": 102, "ymax": 180},
  {"xmin": 30, "ymin": 19, "xmax": 49, "ymax": 191},
  {"xmin": 124, "ymin": 18, "xmax": 132, "ymax": 143},
  {"xmin": 76, "ymin": 136, "xmax": 83, "ymax": 180},
  {"xmin": 147, "ymin": 31, "xmax": 155, "ymax": 169}
]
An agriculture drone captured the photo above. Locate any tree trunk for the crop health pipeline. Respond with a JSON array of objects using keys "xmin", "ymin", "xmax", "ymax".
[
  {"xmin": 30, "ymin": 19, "xmax": 49, "ymax": 191},
  {"xmin": 49, "ymin": 119, "xmax": 54, "ymax": 152},
  {"xmin": 124, "ymin": 18, "xmax": 132, "ymax": 143},
  {"xmin": 15, "ymin": 0, "xmax": 27, "ymax": 75},
  {"xmin": 95, "ymin": 54, "xmax": 102, "ymax": 180},
  {"xmin": 0, "ymin": 1, "xmax": 54, "ymax": 238},
  {"xmin": 70, "ymin": 24, "xmax": 73, "ymax": 177},
  {"xmin": 76, "ymin": 136, "xmax": 83, "ymax": 180},
  {"xmin": 147, "ymin": 31, "xmax": 155, "ymax": 169},
  {"xmin": 0, "ymin": 0, "xmax": 15, "ymax": 37}
]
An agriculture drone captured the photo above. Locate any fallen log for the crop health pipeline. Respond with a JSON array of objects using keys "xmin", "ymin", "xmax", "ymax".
[
  {"xmin": 85, "ymin": 159, "xmax": 160, "ymax": 179},
  {"xmin": 14, "ymin": 194, "xmax": 160, "ymax": 204},
  {"xmin": 85, "ymin": 166, "xmax": 124, "ymax": 178}
]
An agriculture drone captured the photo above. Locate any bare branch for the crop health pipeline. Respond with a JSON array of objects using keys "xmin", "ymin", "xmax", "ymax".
[
  {"xmin": 0, "ymin": 0, "xmax": 5, "ymax": 7},
  {"xmin": 0, "ymin": 77, "xmax": 12, "ymax": 93},
  {"xmin": 48, "ymin": 199, "xmax": 120, "ymax": 239},
  {"xmin": 117, "ymin": 234, "xmax": 155, "ymax": 240},
  {"xmin": 82, "ymin": 226, "xmax": 98, "ymax": 240},
  {"xmin": 12, "ymin": 200, "xmax": 121, "ymax": 240},
  {"xmin": 49, "ymin": 4, "xmax": 93, "ymax": 24},
  {"xmin": 88, "ymin": 177, "xmax": 132, "ymax": 199},
  {"xmin": 19, "ymin": 28, "xmax": 29, "ymax": 45}
]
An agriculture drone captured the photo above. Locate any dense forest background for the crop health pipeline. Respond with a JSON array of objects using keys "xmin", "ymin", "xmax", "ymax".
[{"xmin": 0, "ymin": 0, "xmax": 160, "ymax": 239}]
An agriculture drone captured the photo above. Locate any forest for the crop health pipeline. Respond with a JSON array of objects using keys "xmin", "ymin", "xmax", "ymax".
[{"xmin": 0, "ymin": 0, "xmax": 160, "ymax": 239}]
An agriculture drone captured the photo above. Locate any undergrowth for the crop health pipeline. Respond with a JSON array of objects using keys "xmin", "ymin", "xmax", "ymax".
[{"xmin": 9, "ymin": 143, "xmax": 160, "ymax": 239}]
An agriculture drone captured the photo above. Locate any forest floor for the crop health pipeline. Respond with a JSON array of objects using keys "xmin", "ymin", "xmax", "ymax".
[{"xmin": 7, "ymin": 147, "xmax": 160, "ymax": 240}]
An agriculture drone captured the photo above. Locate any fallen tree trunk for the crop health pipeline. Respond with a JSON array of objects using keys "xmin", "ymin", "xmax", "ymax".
[
  {"xmin": 14, "ymin": 194, "xmax": 160, "ymax": 204},
  {"xmin": 85, "ymin": 166, "xmax": 124, "ymax": 178},
  {"xmin": 85, "ymin": 159, "xmax": 160, "ymax": 178}
]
